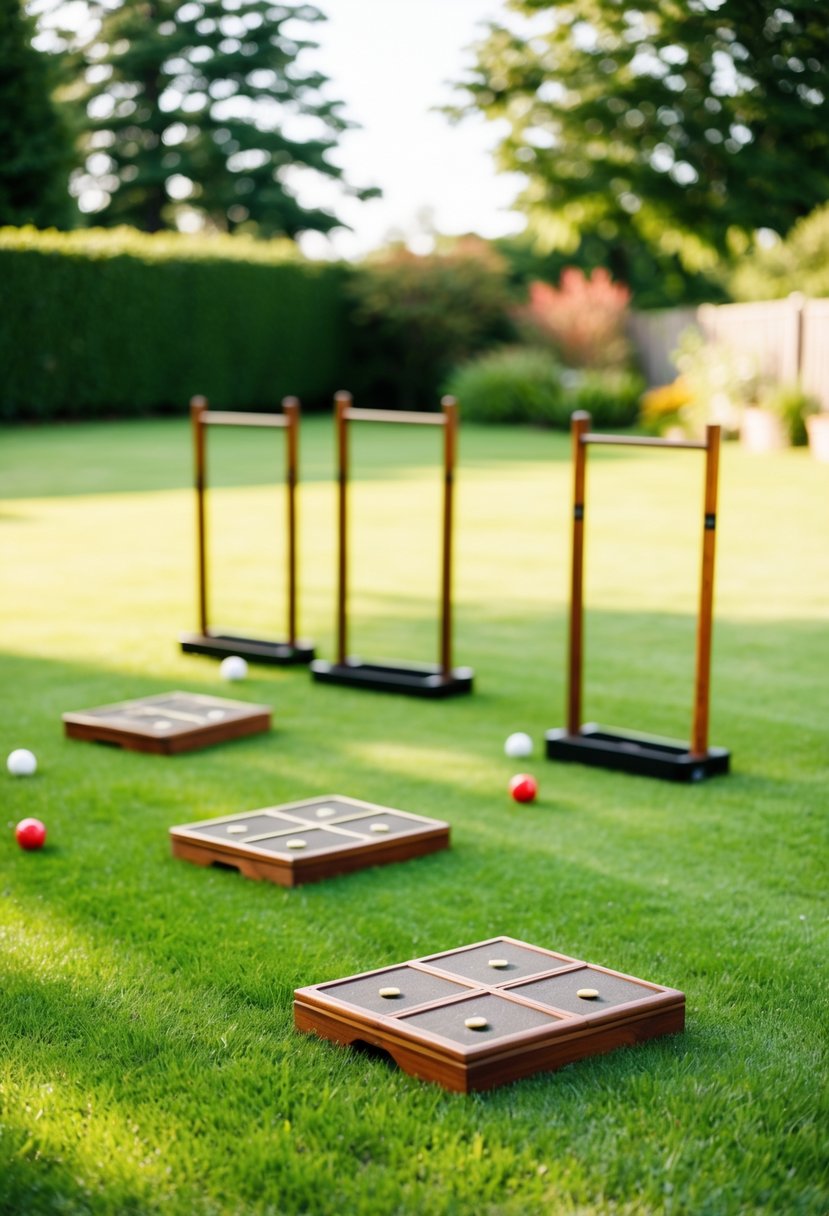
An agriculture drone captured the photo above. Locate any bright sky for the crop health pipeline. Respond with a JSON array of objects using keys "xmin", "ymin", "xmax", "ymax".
[
  {"xmin": 33, "ymin": 0, "xmax": 528, "ymax": 255},
  {"xmin": 296, "ymin": 0, "xmax": 528, "ymax": 259}
]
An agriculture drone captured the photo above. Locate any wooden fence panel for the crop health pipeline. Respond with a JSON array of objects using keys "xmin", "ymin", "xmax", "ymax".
[
  {"xmin": 631, "ymin": 295, "xmax": 829, "ymax": 408},
  {"xmin": 627, "ymin": 307, "xmax": 697, "ymax": 386},
  {"xmin": 697, "ymin": 298, "xmax": 801, "ymax": 382}
]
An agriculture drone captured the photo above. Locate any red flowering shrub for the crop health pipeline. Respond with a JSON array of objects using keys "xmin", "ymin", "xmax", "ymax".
[{"xmin": 517, "ymin": 268, "xmax": 633, "ymax": 370}]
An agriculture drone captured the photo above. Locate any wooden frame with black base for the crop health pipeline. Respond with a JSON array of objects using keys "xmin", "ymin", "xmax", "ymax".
[
  {"xmin": 294, "ymin": 936, "xmax": 685, "ymax": 1093},
  {"xmin": 310, "ymin": 392, "xmax": 473, "ymax": 697},
  {"xmin": 546, "ymin": 410, "xmax": 730, "ymax": 782},
  {"xmin": 179, "ymin": 395, "xmax": 315, "ymax": 665}
]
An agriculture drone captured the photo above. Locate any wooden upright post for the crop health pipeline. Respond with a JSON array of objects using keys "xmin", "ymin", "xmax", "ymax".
[
  {"xmin": 567, "ymin": 411, "xmax": 591, "ymax": 736},
  {"xmin": 282, "ymin": 396, "xmax": 299, "ymax": 646},
  {"xmin": 440, "ymin": 396, "xmax": 457, "ymax": 678},
  {"xmin": 190, "ymin": 395, "xmax": 209, "ymax": 637},
  {"xmin": 691, "ymin": 424, "xmax": 721, "ymax": 758},
  {"xmin": 335, "ymin": 391, "xmax": 351, "ymax": 665}
]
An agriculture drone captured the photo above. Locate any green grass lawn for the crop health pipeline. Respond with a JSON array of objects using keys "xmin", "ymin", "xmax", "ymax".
[{"xmin": 1, "ymin": 414, "xmax": 827, "ymax": 1216}]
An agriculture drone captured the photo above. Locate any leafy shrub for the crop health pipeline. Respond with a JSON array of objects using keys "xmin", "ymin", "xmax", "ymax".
[
  {"xmin": 730, "ymin": 202, "xmax": 829, "ymax": 301},
  {"xmin": 758, "ymin": 381, "xmax": 821, "ymax": 446},
  {"xmin": 443, "ymin": 347, "xmax": 566, "ymax": 425},
  {"xmin": 515, "ymin": 268, "xmax": 634, "ymax": 369},
  {"xmin": 672, "ymin": 328, "xmax": 758, "ymax": 437},
  {"xmin": 569, "ymin": 368, "xmax": 646, "ymax": 428},
  {"xmin": 639, "ymin": 377, "xmax": 694, "ymax": 435},
  {"xmin": 345, "ymin": 238, "xmax": 515, "ymax": 410},
  {"xmin": 444, "ymin": 347, "xmax": 643, "ymax": 429},
  {"xmin": 0, "ymin": 226, "xmax": 348, "ymax": 420}
]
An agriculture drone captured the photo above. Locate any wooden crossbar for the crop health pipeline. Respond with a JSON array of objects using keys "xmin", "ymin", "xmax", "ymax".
[
  {"xmin": 343, "ymin": 407, "xmax": 447, "ymax": 427},
  {"xmin": 203, "ymin": 410, "xmax": 290, "ymax": 428},
  {"xmin": 582, "ymin": 433, "xmax": 707, "ymax": 451}
]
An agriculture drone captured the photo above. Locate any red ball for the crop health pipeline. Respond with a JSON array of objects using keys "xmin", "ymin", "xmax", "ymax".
[
  {"xmin": 15, "ymin": 818, "xmax": 47, "ymax": 851},
  {"xmin": 509, "ymin": 773, "xmax": 538, "ymax": 803}
]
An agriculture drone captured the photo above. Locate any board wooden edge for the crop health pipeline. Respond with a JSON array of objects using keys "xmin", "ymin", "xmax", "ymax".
[
  {"xmin": 63, "ymin": 704, "xmax": 271, "ymax": 754},
  {"xmin": 295, "ymin": 981, "xmax": 683, "ymax": 1060},
  {"xmin": 294, "ymin": 994, "xmax": 685, "ymax": 1093},
  {"xmin": 170, "ymin": 822, "xmax": 450, "ymax": 885}
]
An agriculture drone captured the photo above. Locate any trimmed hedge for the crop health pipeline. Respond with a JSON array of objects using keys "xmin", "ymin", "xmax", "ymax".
[{"xmin": 0, "ymin": 227, "xmax": 349, "ymax": 420}]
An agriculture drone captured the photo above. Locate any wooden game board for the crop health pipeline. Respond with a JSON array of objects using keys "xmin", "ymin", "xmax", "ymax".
[
  {"xmin": 63, "ymin": 691, "xmax": 271, "ymax": 754},
  {"xmin": 170, "ymin": 795, "xmax": 450, "ymax": 886},
  {"xmin": 294, "ymin": 936, "xmax": 684, "ymax": 1092}
]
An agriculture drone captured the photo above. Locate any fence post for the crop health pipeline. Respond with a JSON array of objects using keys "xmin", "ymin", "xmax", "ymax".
[{"xmin": 786, "ymin": 292, "xmax": 805, "ymax": 383}]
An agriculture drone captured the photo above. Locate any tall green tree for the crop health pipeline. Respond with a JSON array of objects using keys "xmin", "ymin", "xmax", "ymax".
[
  {"xmin": 70, "ymin": 0, "xmax": 375, "ymax": 235},
  {"xmin": 0, "ymin": 0, "xmax": 76, "ymax": 227},
  {"xmin": 453, "ymin": 0, "xmax": 829, "ymax": 273}
]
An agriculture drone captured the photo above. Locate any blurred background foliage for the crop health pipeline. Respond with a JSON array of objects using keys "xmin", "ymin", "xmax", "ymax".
[
  {"xmin": 730, "ymin": 202, "xmax": 829, "ymax": 301},
  {"xmin": 1, "ymin": 0, "xmax": 827, "ymax": 430},
  {"xmin": 0, "ymin": 227, "xmax": 645, "ymax": 425},
  {"xmin": 451, "ymin": 0, "xmax": 829, "ymax": 276},
  {"xmin": 0, "ymin": 226, "xmax": 349, "ymax": 418},
  {"xmin": 343, "ymin": 237, "xmax": 516, "ymax": 411}
]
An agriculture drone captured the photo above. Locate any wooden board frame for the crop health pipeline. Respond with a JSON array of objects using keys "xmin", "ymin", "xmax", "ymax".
[
  {"xmin": 309, "ymin": 393, "xmax": 473, "ymax": 697},
  {"xmin": 63, "ymin": 691, "xmax": 271, "ymax": 754},
  {"xmin": 295, "ymin": 936, "xmax": 685, "ymax": 1092},
  {"xmin": 170, "ymin": 794, "xmax": 450, "ymax": 886},
  {"xmin": 546, "ymin": 410, "xmax": 730, "ymax": 782},
  {"xmin": 179, "ymin": 396, "xmax": 315, "ymax": 665}
]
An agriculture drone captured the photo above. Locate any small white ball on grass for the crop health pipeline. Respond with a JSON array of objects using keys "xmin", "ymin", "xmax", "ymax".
[
  {"xmin": 219, "ymin": 655, "xmax": 248, "ymax": 681},
  {"xmin": 7, "ymin": 748, "xmax": 37, "ymax": 777},
  {"xmin": 504, "ymin": 732, "xmax": 533, "ymax": 759}
]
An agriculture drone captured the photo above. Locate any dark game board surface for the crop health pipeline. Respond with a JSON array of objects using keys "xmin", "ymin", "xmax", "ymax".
[
  {"xmin": 63, "ymin": 691, "xmax": 271, "ymax": 754},
  {"xmin": 295, "ymin": 936, "xmax": 685, "ymax": 1092},
  {"xmin": 170, "ymin": 795, "xmax": 450, "ymax": 886}
]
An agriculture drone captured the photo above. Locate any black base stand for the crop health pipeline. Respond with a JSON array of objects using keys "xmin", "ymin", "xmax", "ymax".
[
  {"xmin": 545, "ymin": 724, "xmax": 730, "ymax": 783},
  {"xmin": 310, "ymin": 658, "xmax": 474, "ymax": 698},
  {"xmin": 180, "ymin": 632, "xmax": 315, "ymax": 666}
]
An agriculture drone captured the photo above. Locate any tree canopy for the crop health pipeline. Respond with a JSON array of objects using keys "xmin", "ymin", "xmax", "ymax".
[
  {"xmin": 0, "ymin": 0, "xmax": 77, "ymax": 228},
  {"xmin": 67, "ymin": 0, "xmax": 376, "ymax": 235},
  {"xmin": 730, "ymin": 201, "xmax": 829, "ymax": 300},
  {"xmin": 453, "ymin": 0, "xmax": 829, "ymax": 273}
]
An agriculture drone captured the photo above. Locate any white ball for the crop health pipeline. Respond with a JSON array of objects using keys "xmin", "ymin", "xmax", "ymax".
[
  {"xmin": 7, "ymin": 748, "xmax": 37, "ymax": 776},
  {"xmin": 220, "ymin": 655, "xmax": 248, "ymax": 681},
  {"xmin": 504, "ymin": 732, "xmax": 533, "ymax": 759}
]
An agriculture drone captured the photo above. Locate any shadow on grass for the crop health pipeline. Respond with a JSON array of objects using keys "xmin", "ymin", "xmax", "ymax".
[
  {"xmin": 3, "ymin": 812, "xmax": 822, "ymax": 1216},
  {"xmin": 1, "ymin": 611, "xmax": 827, "ymax": 1211}
]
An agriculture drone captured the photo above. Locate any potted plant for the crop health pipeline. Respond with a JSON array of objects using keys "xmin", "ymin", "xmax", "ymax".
[
  {"xmin": 756, "ymin": 382, "xmax": 822, "ymax": 454},
  {"xmin": 739, "ymin": 400, "xmax": 787, "ymax": 452},
  {"xmin": 806, "ymin": 410, "xmax": 829, "ymax": 463}
]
